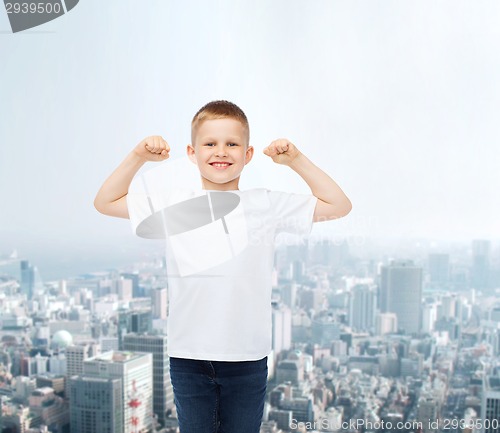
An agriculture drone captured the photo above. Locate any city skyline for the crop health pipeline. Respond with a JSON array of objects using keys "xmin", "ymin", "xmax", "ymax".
[
  {"xmin": 1, "ymin": 233, "xmax": 499, "ymax": 433},
  {"xmin": 1, "ymin": 233, "xmax": 499, "ymax": 283}
]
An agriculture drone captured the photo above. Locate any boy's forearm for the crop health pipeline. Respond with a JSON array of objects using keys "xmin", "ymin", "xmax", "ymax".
[
  {"xmin": 289, "ymin": 153, "xmax": 352, "ymax": 216},
  {"xmin": 94, "ymin": 151, "xmax": 146, "ymax": 210}
]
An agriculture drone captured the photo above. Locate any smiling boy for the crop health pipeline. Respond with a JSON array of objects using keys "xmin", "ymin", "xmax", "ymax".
[{"xmin": 94, "ymin": 100, "xmax": 351, "ymax": 433}]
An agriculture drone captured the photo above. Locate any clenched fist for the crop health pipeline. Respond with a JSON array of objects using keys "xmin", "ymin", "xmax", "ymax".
[
  {"xmin": 134, "ymin": 136, "xmax": 170, "ymax": 162},
  {"xmin": 263, "ymin": 139, "xmax": 301, "ymax": 166}
]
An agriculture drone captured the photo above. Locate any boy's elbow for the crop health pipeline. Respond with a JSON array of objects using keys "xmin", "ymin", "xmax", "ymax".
[
  {"xmin": 94, "ymin": 197, "xmax": 113, "ymax": 216},
  {"xmin": 331, "ymin": 199, "xmax": 352, "ymax": 220},
  {"xmin": 314, "ymin": 199, "xmax": 352, "ymax": 222},
  {"xmin": 330, "ymin": 200, "xmax": 352, "ymax": 220},
  {"xmin": 327, "ymin": 201, "xmax": 352, "ymax": 220},
  {"xmin": 343, "ymin": 199, "xmax": 353, "ymax": 217},
  {"xmin": 93, "ymin": 198, "xmax": 105, "ymax": 214}
]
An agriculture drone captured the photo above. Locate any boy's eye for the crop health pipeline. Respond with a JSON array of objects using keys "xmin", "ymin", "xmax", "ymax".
[{"xmin": 205, "ymin": 142, "xmax": 238, "ymax": 147}]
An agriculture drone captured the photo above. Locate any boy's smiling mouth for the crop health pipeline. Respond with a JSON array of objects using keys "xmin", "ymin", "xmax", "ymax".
[{"xmin": 209, "ymin": 162, "xmax": 233, "ymax": 169}]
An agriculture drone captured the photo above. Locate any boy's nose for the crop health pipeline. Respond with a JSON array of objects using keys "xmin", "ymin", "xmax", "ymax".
[{"xmin": 215, "ymin": 145, "xmax": 228, "ymax": 157}]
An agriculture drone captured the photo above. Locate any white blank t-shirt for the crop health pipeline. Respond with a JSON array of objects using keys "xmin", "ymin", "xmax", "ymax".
[{"xmin": 126, "ymin": 188, "xmax": 317, "ymax": 361}]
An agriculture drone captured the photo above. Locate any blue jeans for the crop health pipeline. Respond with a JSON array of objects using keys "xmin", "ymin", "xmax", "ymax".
[{"xmin": 169, "ymin": 356, "xmax": 268, "ymax": 433}]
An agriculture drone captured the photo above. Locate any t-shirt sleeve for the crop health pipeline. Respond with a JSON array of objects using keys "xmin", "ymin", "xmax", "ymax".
[{"xmin": 267, "ymin": 190, "xmax": 317, "ymax": 236}]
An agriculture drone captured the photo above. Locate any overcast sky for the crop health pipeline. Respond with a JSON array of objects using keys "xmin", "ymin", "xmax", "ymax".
[{"xmin": 1, "ymin": 1, "xmax": 499, "ymax": 277}]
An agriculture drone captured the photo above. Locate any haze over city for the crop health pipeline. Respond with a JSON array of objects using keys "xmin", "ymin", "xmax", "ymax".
[{"xmin": 1, "ymin": 1, "xmax": 500, "ymax": 281}]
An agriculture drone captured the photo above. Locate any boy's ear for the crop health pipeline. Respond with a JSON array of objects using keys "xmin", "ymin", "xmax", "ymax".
[
  {"xmin": 245, "ymin": 145, "xmax": 254, "ymax": 165},
  {"xmin": 186, "ymin": 144, "xmax": 197, "ymax": 164}
]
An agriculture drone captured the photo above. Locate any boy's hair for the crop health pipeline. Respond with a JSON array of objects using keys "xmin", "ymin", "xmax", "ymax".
[{"xmin": 191, "ymin": 100, "xmax": 250, "ymax": 146}]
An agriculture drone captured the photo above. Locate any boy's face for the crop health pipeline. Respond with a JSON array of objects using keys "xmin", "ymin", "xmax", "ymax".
[{"xmin": 187, "ymin": 118, "xmax": 254, "ymax": 190}]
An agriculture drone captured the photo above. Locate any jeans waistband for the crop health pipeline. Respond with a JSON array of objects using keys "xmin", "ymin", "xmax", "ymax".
[{"xmin": 169, "ymin": 356, "xmax": 268, "ymax": 378}]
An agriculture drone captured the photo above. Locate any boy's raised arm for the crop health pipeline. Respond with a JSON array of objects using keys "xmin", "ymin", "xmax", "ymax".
[
  {"xmin": 94, "ymin": 136, "xmax": 170, "ymax": 219},
  {"xmin": 263, "ymin": 138, "xmax": 352, "ymax": 222}
]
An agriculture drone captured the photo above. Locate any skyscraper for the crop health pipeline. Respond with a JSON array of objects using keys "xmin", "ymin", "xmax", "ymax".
[
  {"xmin": 281, "ymin": 282, "xmax": 298, "ymax": 309},
  {"xmin": 472, "ymin": 239, "xmax": 491, "ymax": 290},
  {"xmin": 121, "ymin": 272, "xmax": 141, "ymax": 297},
  {"xmin": 417, "ymin": 395, "xmax": 439, "ymax": 433},
  {"xmin": 113, "ymin": 277, "xmax": 133, "ymax": 301},
  {"xmin": 123, "ymin": 334, "xmax": 173, "ymax": 427},
  {"xmin": 118, "ymin": 309, "xmax": 152, "ymax": 349},
  {"xmin": 349, "ymin": 284, "xmax": 377, "ymax": 332},
  {"xmin": 70, "ymin": 376, "xmax": 123, "ymax": 433},
  {"xmin": 83, "ymin": 351, "xmax": 153, "ymax": 433},
  {"xmin": 438, "ymin": 293, "xmax": 459, "ymax": 320},
  {"xmin": 271, "ymin": 302, "xmax": 292, "ymax": 355},
  {"xmin": 151, "ymin": 288, "xmax": 168, "ymax": 320},
  {"xmin": 20, "ymin": 260, "xmax": 35, "ymax": 299},
  {"xmin": 481, "ymin": 375, "xmax": 500, "ymax": 433},
  {"xmin": 380, "ymin": 260, "xmax": 423, "ymax": 335},
  {"xmin": 65, "ymin": 343, "xmax": 100, "ymax": 398},
  {"xmin": 428, "ymin": 253, "xmax": 450, "ymax": 287},
  {"xmin": 421, "ymin": 302, "xmax": 437, "ymax": 334}
]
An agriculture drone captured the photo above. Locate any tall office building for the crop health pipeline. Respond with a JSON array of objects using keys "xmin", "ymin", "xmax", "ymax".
[
  {"xmin": 349, "ymin": 284, "xmax": 377, "ymax": 332},
  {"xmin": 118, "ymin": 309, "xmax": 152, "ymax": 349},
  {"xmin": 281, "ymin": 283, "xmax": 298, "ymax": 309},
  {"xmin": 472, "ymin": 240, "xmax": 491, "ymax": 290},
  {"xmin": 13, "ymin": 376, "xmax": 36, "ymax": 402},
  {"xmin": 123, "ymin": 334, "xmax": 173, "ymax": 427},
  {"xmin": 428, "ymin": 253, "xmax": 450, "ymax": 287},
  {"xmin": 417, "ymin": 395, "xmax": 439, "ymax": 433},
  {"xmin": 380, "ymin": 260, "xmax": 423, "ymax": 335},
  {"xmin": 121, "ymin": 272, "xmax": 141, "ymax": 297},
  {"xmin": 83, "ymin": 351, "xmax": 153, "ymax": 433},
  {"xmin": 70, "ymin": 376, "xmax": 123, "ymax": 433},
  {"xmin": 20, "ymin": 354, "xmax": 48, "ymax": 376},
  {"xmin": 438, "ymin": 294, "xmax": 456, "ymax": 320},
  {"xmin": 34, "ymin": 353, "xmax": 48, "ymax": 374},
  {"xmin": 20, "ymin": 260, "xmax": 35, "ymax": 299},
  {"xmin": 278, "ymin": 397, "xmax": 314, "ymax": 424},
  {"xmin": 65, "ymin": 343, "xmax": 100, "ymax": 398},
  {"xmin": 271, "ymin": 303, "xmax": 292, "ymax": 355},
  {"xmin": 292, "ymin": 260, "xmax": 306, "ymax": 282},
  {"xmin": 422, "ymin": 302, "xmax": 437, "ymax": 333},
  {"xmin": 151, "ymin": 288, "xmax": 168, "ymax": 320},
  {"xmin": 300, "ymin": 288, "xmax": 323, "ymax": 312},
  {"xmin": 113, "ymin": 277, "xmax": 133, "ymax": 301},
  {"xmin": 481, "ymin": 375, "xmax": 500, "ymax": 433}
]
